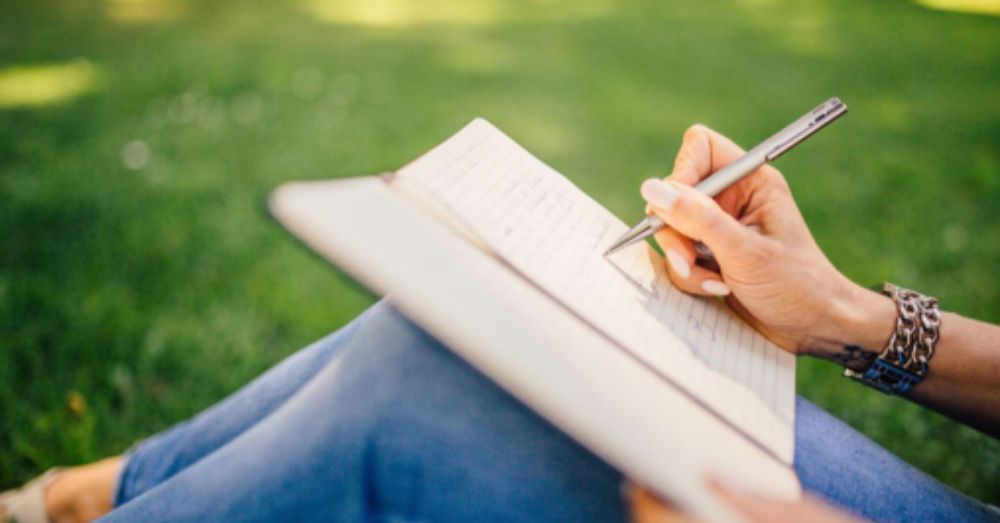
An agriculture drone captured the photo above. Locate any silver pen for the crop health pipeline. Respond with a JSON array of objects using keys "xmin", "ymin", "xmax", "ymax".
[{"xmin": 603, "ymin": 97, "xmax": 848, "ymax": 257}]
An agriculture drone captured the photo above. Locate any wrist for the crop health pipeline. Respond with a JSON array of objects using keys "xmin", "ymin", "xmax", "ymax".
[
  {"xmin": 837, "ymin": 283, "xmax": 897, "ymax": 351},
  {"xmin": 808, "ymin": 281, "xmax": 896, "ymax": 370}
]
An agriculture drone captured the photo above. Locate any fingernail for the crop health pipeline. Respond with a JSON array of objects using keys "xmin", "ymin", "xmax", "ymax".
[
  {"xmin": 666, "ymin": 249, "xmax": 690, "ymax": 279},
  {"xmin": 640, "ymin": 179, "xmax": 678, "ymax": 210},
  {"xmin": 701, "ymin": 279, "xmax": 731, "ymax": 296}
]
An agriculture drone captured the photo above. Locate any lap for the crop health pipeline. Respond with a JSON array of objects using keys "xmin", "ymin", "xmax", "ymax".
[
  {"xmin": 360, "ymin": 306, "xmax": 997, "ymax": 522},
  {"xmin": 108, "ymin": 302, "xmax": 996, "ymax": 522},
  {"xmin": 107, "ymin": 304, "xmax": 625, "ymax": 522}
]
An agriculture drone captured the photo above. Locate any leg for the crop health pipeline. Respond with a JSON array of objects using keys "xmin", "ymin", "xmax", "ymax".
[
  {"xmin": 115, "ymin": 301, "xmax": 382, "ymax": 504},
  {"xmin": 101, "ymin": 303, "xmax": 996, "ymax": 521},
  {"xmin": 101, "ymin": 305, "xmax": 627, "ymax": 522},
  {"xmin": 4, "ymin": 304, "xmax": 383, "ymax": 523},
  {"xmin": 107, "ymin": 304, "xmax": 998, "ymax": 522},
  {"xmin": 795, "ymin": 398, "xmax": 999, "ymax": 522}
]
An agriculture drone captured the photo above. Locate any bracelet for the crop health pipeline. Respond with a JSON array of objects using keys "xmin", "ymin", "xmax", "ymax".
[{"xmin": 844, "ymin": 283, "xmax": 941, "ymax": 395}]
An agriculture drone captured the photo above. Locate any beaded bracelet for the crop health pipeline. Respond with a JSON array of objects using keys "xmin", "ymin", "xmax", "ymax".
[{"xmin": 844, "ymin": 283, "xmax": 941, "ymax": 395}]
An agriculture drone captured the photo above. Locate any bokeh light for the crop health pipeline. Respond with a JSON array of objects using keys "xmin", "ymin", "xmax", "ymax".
[
  {"xmin": 915, "ymin": 0, "xmax": 1000, "ymax": 15},
  {"xmin": 0, "ymin": 60, "xmax": 100, "ymax": 108}
]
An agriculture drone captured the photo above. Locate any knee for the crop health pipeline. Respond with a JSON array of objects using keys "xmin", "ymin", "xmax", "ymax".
[{"xmin": 325, "ymin": 306, "xmax": 624, "ymax": 521}]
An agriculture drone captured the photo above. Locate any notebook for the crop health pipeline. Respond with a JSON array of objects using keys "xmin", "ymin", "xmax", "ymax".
[{"xmin": 269, "ymin": 119, "xmax": 799, "ymax": 522}]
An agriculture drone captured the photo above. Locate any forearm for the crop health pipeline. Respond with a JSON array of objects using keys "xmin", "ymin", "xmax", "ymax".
[
  {"xmin": 817, "ymin": 286, "xmax": 1000, "ymax": 438},
  {"xmin": 908, "ymin": 313, "xmax": 1000, "ymax": 437}
]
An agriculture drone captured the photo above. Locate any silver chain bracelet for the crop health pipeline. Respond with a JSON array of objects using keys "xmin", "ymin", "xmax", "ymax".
[{"xmin": 844, "ymin": 283, "xmax": 941, "ymax": 395}]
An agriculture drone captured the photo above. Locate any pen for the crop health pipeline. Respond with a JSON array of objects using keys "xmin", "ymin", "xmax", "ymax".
[{"xmin": 603, "ymin": 97, "xmax": 848, "ymax": 257}]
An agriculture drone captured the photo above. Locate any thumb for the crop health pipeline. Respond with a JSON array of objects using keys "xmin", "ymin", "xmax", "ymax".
[{"xmin": 640, "ymin": 178, "xmax": 749, "ymax": 261}]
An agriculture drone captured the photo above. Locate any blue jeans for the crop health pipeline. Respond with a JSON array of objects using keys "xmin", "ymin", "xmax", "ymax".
[{"xmin": 101, "ymin": 301, "xmax": 998, "ymax": 522}]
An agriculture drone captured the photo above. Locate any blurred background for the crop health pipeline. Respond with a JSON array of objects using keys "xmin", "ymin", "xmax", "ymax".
[{"xmin": 2, "ymin": 0, "xmax": 998, "ymax": 504}]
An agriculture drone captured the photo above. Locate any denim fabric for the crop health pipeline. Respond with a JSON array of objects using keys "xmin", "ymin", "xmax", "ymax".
[
  {"xmin": 113, "ymin": 304, "xmax": 379, "ymax": 504},
  {"xmin": 104, "ymin": 301, "xmax": 998, "ymax": 522}
]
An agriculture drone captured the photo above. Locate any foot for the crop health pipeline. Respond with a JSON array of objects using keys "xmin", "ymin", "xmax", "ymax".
[{"xmin": 43, "ymin": 457, "xmax": 122, "ymax": 523}]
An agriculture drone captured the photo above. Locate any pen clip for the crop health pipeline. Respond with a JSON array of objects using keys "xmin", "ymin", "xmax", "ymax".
[{"xmin": 765, "ymin": 97, "xmax": 848, "ymax": 161}]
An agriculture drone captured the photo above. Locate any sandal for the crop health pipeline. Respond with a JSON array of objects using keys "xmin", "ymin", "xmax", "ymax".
[{"xmin": 0, "ymin": 469, "xmax": 61, "ymax": 523}]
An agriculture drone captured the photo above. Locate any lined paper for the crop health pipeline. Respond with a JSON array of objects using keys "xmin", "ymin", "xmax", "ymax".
[{"xmin": 395, "ymin": 119, "xmax": 795, "ymax": 461}]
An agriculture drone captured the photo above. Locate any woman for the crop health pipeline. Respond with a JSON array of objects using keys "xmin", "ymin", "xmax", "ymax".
[{"xmin": 3, "ymin": 125, "xmax": 999, "ymax": 523}]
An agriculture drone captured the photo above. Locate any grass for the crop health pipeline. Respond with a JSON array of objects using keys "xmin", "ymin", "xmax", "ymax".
[{"xmin": 2, "ymin": 0, "xmax": 999, "ymax": 504}]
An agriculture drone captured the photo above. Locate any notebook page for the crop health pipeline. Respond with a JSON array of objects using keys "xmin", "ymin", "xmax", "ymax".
[{"xmin": 395, "ymin": 119, "xmax": 795, "ymax": 462}]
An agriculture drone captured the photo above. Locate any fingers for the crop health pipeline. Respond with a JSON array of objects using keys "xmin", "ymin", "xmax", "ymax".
[
  {"xmin": 708, "ymin": 480, "xmax": 790, "ymax": 523},
  {"xmin": 641, "ymin": 178, "xmax": 750, "ymax": 263},
  {"xmin": 625, "ymin": 478, "xmax": 861, "ymax": 523},
  {"xmin": 708, "ymin": 478, "xmax": 866, "ymax": 523},
  {"xmin": 626, "ymin": 484, "xmax": 698, "ymax": 523},
  {"xmin": 667, "ymin": 125, "xmax": 787, "ymax": 221},
  {"xmin": 653, "ymin": 228, "xmax": 731, "ymax": 297},
  {"xmin": 669, "ymin": 124, "xmax": 746, "ymax": 186}
]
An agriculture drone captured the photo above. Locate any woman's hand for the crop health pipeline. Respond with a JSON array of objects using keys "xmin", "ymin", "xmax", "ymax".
[
  {"xmin": 641, "ymin": 125, "xmax": 894, "ymax": 362},
  {"xmin": 627, "ymin": 481, "xmax": 866, "ymax": 523}
]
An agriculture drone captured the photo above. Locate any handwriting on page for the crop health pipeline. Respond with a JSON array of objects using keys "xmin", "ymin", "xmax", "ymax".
[{"xmin": 396, "ymin": 119, "xmax": 795, "ymax": 453}]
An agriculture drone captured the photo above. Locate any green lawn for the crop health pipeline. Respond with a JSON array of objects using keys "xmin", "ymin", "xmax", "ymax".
[{"xmin": 2, "ymin": 0, "xmax": 998, "ymax": 504}]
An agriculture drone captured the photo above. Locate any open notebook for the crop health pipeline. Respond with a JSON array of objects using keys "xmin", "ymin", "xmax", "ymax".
[{"xmin": 270, "ymin": 119, "xmax": 799, "ymax": 522}]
